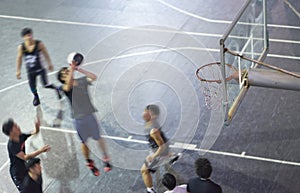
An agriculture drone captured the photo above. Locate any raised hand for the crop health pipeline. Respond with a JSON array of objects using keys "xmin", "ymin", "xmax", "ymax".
[{"xmin": 40, "ymin": 144, "xmax": 51, "ymax": 153}]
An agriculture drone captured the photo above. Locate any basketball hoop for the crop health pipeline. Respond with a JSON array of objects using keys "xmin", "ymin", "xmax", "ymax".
[{"xmin": 196, "ymin": 62, "xmax": 238, "ymax": 110}]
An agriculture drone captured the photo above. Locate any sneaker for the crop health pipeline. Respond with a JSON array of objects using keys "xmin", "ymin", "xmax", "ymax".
[
  {"xmin": 33, "ymin": 96, "xmax": 40, "ymax": 106},
  {"xmin": 169, "ymin": 153, "xmax": 182, "ymax": 165},
  {"xmin": 146, "ymin": 188, "xmax": 157, "ymax": 193},
  {"xmin": 86, "ymin": 160, "xmax": 100, "ymax": 176},
  {"xmin": 103, "ymin": 157, "xmax": 112, "ymax": 172}
]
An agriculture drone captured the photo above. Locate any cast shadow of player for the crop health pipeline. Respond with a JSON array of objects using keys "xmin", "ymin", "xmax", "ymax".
[
  {"xmin": 155, "ymin": 155, "xmax": 193, "ymax": 193},
  {"xmin": 212, "ymin": 160, "xmax": 293, "ymax": 193},
  {"xmin": 32, "ymin": 103, "xmax": 80, "ymax": 193},
  {"xmin": 144, "ymin": 150, "xmax": 293, "ymax": 193},
  {"xmin": 126, "ymin": 151, "xmax": 193, "ymax": 193}
]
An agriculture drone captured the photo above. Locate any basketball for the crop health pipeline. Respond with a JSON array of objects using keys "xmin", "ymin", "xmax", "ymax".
[{"xmin": 67, "ymin": 52, "xmax": 84, "ymax": 66}]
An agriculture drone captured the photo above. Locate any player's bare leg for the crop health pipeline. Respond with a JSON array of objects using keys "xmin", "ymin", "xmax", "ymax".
[{"xmin": 97, "ymin": 139, "xmax": 112, "ymax": 172}]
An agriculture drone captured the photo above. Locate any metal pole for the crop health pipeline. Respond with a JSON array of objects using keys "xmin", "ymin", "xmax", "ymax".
[
  {"xmin": 220, "ymin": 39, "xmax": 228, "ymax": 108},
  {"xmin": 248, "ymin": 68, "xmax": 300, "ymax": 91},
  {"xmin": 225, "ymin": 48, "xmax": 300, "ymax": 79},
  {"xmin": 222, "ymin": 0, "xmax": 252, "ymax": 40},
  {"xmin": 263, "ymin": 0, "xmax": 268, "ymax": 49}
]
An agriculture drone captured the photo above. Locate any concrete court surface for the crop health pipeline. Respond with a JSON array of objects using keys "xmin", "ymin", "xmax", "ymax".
[{"xmin": 0, "ymin": 0, "xmax": 299, "ymax": 193}]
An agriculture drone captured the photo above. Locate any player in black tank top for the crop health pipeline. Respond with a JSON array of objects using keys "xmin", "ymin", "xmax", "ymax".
[
  {"xmin": 145, "ymin": 125, "xmax": 169, "ymax": 156},
  {"xmin": 22, "ymin": 40, "xmax": 43, "ymax": 72},
  {"xmin": 141, "ymin": 105, "xmax": 181, "ymax": 193},
  {"xmin": 16, "ymin": 28, "xmax": 61, "ymax": 106}
]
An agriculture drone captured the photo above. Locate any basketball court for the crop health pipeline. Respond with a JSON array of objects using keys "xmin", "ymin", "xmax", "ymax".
[{"xmin": 0, "ymin": 0, "xmax": 299, "ymax": 192}]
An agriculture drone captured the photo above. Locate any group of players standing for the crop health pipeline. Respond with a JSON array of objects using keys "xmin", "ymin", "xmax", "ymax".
[
  {"xmin": 3, "ymin": 28, "xmax": 112, "ymax": 193},
  {"xmin": 2, "ymin": 28, "xmax": 222, "ymax": 193}
]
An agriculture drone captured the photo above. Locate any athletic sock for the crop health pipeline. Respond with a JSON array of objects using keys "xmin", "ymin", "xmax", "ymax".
[
  {"xmin": 87, "ymin": 159, "xmax": 93, "ymax": 163},
  {"xmin": 102, "ymin": 153, "xmax": 109, "ymax": 160}
]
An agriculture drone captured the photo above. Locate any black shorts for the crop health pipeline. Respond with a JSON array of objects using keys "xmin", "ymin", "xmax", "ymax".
[{"xmin": 11, "ymin": 175, "xmax": 24, "ymax": 192}]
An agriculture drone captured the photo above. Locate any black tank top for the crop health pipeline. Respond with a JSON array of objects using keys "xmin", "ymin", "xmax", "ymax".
[
  {"xmin": 22, "ymin": 40, "xmax": 42, "ymax": 72},
  {"xmin": 145, "ymin": 122, "xmax": 169, "ymax": 155}
]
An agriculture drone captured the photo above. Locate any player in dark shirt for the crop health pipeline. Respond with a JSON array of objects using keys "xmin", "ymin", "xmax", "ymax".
[
  {"xmin": 21, "ymin": 157, "xmax": 43, "ymax": 193},
  {"xmin": 187, "ymin": 158, "xmax": 222, "ymax": 193},
  {"xmin": 2, "ymin": 118, "xmax": 50, "ymax": 192},
  {"xmin": 16, "ymin": 28, "xmax": 61, "ymax": 106},
  {"xmin": 141, "ymin": 105, "xmax": 181, "ymax": 193}
]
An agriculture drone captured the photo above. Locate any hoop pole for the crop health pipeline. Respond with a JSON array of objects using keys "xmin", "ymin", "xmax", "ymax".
[
  {"xmin": 225, "ymin": 48, "xmax": 300, "ymax": 79},
  {"xmin": 222, "ymin": 0, "xmax": 252, "ymax": 40},
  {"xmin": 220, "ymin": 40, "xmax": 228, "ymax": 108},
  {"xmin": 248, "ymin": 68, "xmax": 300, "ymax": 91},
  {"xmin": 227, "ymin": 85, "xmax": 249, "ymax": 124}
]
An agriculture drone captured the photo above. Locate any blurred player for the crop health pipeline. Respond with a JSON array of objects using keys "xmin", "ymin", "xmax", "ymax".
[
  {"xmin": 16, "ymin": 27, "xmax": 61, "ymax": 106},
  {"xmin": 2, "ymin": 118, "xmax": 50, "ymax": 191},
  {"xmin": 21, "ymin": 157, "xmax": 43, "ymax": 193},
  {"xmin": 57, "ymin": 53, "xmax": 111, "ymax": 176},
  {"xmin": 162, "ymin": 173, "xmax": 186, "ymax": 193},
  {"xmin": 141, "ymin": 104, "xmax": 181, "ymax": 193},
  {"xmin": 187, "ymin": 158, "xmax": 222, "ymax": 193}
]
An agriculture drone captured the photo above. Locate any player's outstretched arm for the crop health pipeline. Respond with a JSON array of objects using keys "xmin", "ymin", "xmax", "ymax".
[
  {"xmin": 16, "ymin": 144, "xmax": 51, "ymax": 161},
  {"xmin": 77, "ymin": 68, "xmax": 97, "ymax": 82},
  {"xmin": 16, "ymin": 45, "xmax": 23, "ymax": 79}
]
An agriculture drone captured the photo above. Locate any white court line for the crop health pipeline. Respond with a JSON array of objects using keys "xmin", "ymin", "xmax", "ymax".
[
  {"xmin": 0, "ymin": 47, "xmax": 218, "ymax": 94},
  {"xmin": 1, "ymin": 46, "xmax": 299, "ymax": 94},
  {"xmin": 0, "ymin": 160, "xmax": 10, "ymax": 172},
  {"xmin": 284, "ymin": 0, "xmax": 300, "ymax": 18},
  {"xmin": 0, "ymin": 14, "xmax": 300, "ymax": 44},
  {"xmin": 41, "ymin": 126, "xmax": 76, "ymax": 134},
  {"xmin": 0, "ymin": 14, "xmax": 220, "ymax": 38},
  {"xmin": 82, "ymin": 47, "xmax": 219, "ymax": 66},
  {"xmin": 0, "ymin": 69, "xmax": 61, "ymax": 93},
  {"xmin": 173, "ymin": 142, "xmax": 197, "ymax": 150},
  {"xmin": 155, "ymin": 0, "xmax": 300, "ymax": 30},
  {"xmin": 41, "ymin": 126, "xmax": 300, "ymax": 167},
  {"xmin": 268, "ymin": 53, "xmax": 300, "ymax": 60},
  {"xmin": 0, "ymin": 80, "xmax": 28, "ymax": 93},
  {"xmin": 155, "ymin": 0, "xmax": 230, "ymax": 24},
  {"xmin": 269, "ymin": 38, "xmax": 300, "ymax": 44},
  {"xmin": 41, "ymin": 126, "xmax": 148, "ymax": 144}
]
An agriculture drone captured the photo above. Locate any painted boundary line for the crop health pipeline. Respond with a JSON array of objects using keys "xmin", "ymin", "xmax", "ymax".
[
  {"xmin": 284, "ymin": 0, "xmax": 300, "ymax": 18},
  {"xmin": 0, "ymin": 47, "xmax": 219, "ymax": 94},
  {"xmin": 41, "ymin": 126, "xmax": 300, "ymax": 167},
  {"xmin": 155, "ymin": 0, "xmax": 300, "ymax": 30},
  {"xmin": 0, "ymin": 46, "xmax": 299, "ymax": 94},
  {"xmin": 0, "ymin": 160, "xmax": 10, "ymax": 172},
  {"xmin": 0, "ymin": 14, "xmax": 300, "ymax": 44}
]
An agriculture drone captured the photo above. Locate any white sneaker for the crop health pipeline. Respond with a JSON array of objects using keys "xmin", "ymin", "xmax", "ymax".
[{"xmin": 169, "ymin": 153, "xmax": 182, "ymax": 165}]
